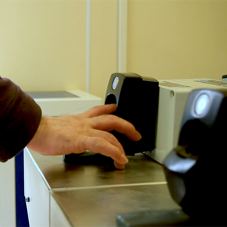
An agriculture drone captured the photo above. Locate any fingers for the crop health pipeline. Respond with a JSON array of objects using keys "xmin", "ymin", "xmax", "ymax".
[
  {"xmin": 114, "ymin": 161, "xmax": 125, "ymax": 170},
  {"xmin": 80, "ymin": 104, "xmax": 142, "ymax": 141},
  {"xmin": 83, "ymin": 104, "xmax": 117, "ymax": 118},
  {"xmin": 88, "ymin": 129, "xmax": 126, "ymax": 154},
  {"xmin": 90, "ymin": 115, "xmax": 142, "ymax": 141},
  {"xmin": 77, "ymin": 128, "xmax": 128, "ymax": 169},
  {"xmin": 80, "ymin": 136, "xmax": 128, "ymax": 165}
]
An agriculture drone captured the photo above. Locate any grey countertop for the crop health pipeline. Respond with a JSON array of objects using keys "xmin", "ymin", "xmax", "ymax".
[
  {"xmin": 28, "ymin": 150, "xmax": 180, "ymax": 226},
  {"xmin": 51, "ymin": 184, "xmax": 180, "ymax": 227}
]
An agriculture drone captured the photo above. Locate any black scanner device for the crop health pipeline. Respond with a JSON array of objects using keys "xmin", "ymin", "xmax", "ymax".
[
  {"xmin": 104, "ymin": 72, "xmax": 159, "ymax": 155},
  {"xmin": 63, "ymin": 72, "xmax": 159, "ymax": 165},
  {"xmin": 162, "ymin": 89, "xmax": 227, "ymax": 225}
]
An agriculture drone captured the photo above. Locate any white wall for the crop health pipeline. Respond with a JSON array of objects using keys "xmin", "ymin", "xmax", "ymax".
[
  {"xmin": 1, "ymin": 0, "xmax": 227, "ymax": 99},
  {"xmin": 127, "ymin": 0, "xmax": 227, "ymax": 81},
  {"xmin": 0, "ymin": 0, "xmax": 87, "ymax": 92}
]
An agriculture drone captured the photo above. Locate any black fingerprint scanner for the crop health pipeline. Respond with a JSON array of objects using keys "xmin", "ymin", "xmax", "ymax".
[
  {"xmin": 105, "ymin": 72, "xmax": 159, "ymax": 156},
  {"xmin": 63, "ymin": 72, "xmax": 159, "ymax": 164}
]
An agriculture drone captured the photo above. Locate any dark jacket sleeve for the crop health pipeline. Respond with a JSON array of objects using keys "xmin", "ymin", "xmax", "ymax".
[{"xmin": 0, "ymin": 77, "xmax": 42, "ymax": 162}]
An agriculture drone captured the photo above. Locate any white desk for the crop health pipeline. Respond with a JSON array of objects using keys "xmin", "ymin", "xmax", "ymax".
[{"xmin": 24, "ymin": 148, "xmax": 179, "ymax": 227}]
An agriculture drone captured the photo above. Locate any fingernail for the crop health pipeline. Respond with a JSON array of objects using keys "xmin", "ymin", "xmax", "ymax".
[
  {"xmin": 137, "ymin": 132, "xmax": 142, "ymax": 140},
  {"xmin": 121, "ymin": 154, "xmax": 128, "ymax": 164}
]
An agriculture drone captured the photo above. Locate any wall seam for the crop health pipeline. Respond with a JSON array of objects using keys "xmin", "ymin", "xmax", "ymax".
[{"xmin": 118, "ymin": 0, "xmax": 128, "ymax": 73}]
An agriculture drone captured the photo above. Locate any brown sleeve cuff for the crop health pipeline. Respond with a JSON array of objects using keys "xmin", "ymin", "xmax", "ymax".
[{"xmin": 0, "ymin": 77, "xmax": 42, "ymax": 162}]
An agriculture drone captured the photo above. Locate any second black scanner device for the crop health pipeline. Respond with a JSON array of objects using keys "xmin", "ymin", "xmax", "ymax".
[{"xmin": 63, "ymin": 72, "xmax": 159, "ymax": 164}]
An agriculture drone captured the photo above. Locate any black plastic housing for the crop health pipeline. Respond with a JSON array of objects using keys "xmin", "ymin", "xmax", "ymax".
[
  {"xmin": 105, "ymin": 72, "xmax": 159, "ymax": 156},
  {"xmin": 163, "ymin": 89, "xmax": 227, "ymax": 225}
]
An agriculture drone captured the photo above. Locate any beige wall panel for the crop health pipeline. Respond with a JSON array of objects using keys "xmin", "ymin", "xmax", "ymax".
[
  {"xmin": 90, "ymin": 0, "xmax": 118, "ymax": 100},
  {"xmin": 0, "ymin": 0, "xmax": 86, "ymax": 92},
  {"xmin": 127, "ymin": 0, "xmax": 227, "ymax": 81}
]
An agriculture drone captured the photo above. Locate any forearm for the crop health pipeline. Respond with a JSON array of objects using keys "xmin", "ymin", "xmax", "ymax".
[{"xmin": 0, "ymin": 77, "xmax": 42, "ymax": 162}]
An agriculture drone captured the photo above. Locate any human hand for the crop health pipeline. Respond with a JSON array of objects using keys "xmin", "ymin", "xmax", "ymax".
[{"xmin": 27, "ymin": 104, "xmax": 142, "ymax": 169}]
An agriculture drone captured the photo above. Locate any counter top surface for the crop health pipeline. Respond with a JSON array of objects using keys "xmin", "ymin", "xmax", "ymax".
[
  {"xmin": 51, "ymin": 184, "xmax": 179, "ymax": 227},
  {"xmin": 28, "ymin": 151, "xmax": 166, "ymax": 190},
  {"xmin": 27, "ymin": 150, "xmax": 180, "ymax": 226}
]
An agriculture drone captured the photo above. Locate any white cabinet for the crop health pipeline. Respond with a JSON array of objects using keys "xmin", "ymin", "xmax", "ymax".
[
  {"xmin": 0, "ymin": 158, "xmax": 16, "ymax": 227},
  {"xmin": 50, "ymin": 195, "xmax": 71, "ymax": 227},
  {"xmin": 24, "ymin": 148, "xmax": 72, "ymax": 227},
  {"xmin": 24, "ymin": 148, "xmax": 50, "ymax": 227},
  {"xmin": 29, "ymin": 90, "xmax": 102, "ymax": 117}
]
